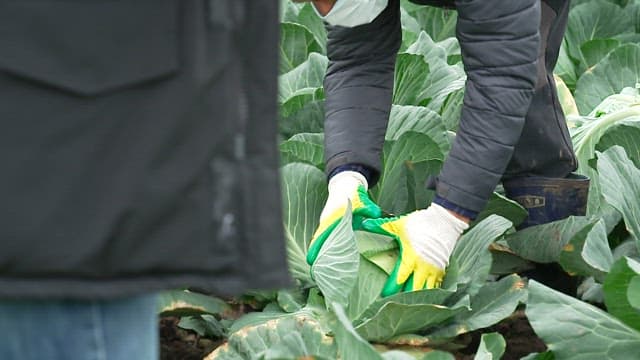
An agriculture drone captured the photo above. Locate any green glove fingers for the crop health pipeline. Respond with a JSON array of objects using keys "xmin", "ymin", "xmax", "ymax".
[
  {"xmin": 351, "ymin": 185, "xmax": 383, "ymax": 227},
  {"xmin": 362, "ymin": 216, "xmax": 446, "ymax": 297},
  {"xmin": 306, "ymin": 185, "xmax": 382, "ymax": 266}
]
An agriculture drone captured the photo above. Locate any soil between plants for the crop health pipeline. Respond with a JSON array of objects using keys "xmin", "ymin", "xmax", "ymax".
[
  {"xmin": 160, "ymin": 317, "xmax": 220, "ymax": 360},
  {"xmin": 160, "ymin": 310, "xmax": 546, "ymax": 360},
  {"xmin": 454, "ymin": 310, "xmax": 547, "ymax": 360}
]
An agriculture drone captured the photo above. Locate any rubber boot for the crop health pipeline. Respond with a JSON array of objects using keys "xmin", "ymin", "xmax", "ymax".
[
  {"xmin": 503, "ymin": 174, "xmax": 590, "ymax": 296},
  {"xmin": 503, "ymin": 174, "xmax": 589, "ymax": 229}
]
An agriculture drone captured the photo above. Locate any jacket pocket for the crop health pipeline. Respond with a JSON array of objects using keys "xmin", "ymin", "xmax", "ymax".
[{"xmin": 0, "ymin": 0, "xmax": 179, "ymax": 96}]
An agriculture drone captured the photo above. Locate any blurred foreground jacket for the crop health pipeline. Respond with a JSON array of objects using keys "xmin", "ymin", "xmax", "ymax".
[{"xmin": 0, "ymin": 0, "xmax": 290, "ymax": 299}]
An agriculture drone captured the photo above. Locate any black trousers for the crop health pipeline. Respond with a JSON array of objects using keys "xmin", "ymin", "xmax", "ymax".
[
  {"xmin": 411, "ymin": 0, "xmax": 577, "ymax": 180},
  {"xmin": 503, "ymin": 0, "xmax": 577, "ymax": 180}
]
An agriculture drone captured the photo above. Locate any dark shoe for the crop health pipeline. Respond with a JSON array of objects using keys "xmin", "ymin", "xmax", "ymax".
[
  {"xmin": 503, "ymin": 173, "xmax": 590, "ymax": 296},
  {"xmin": 503, "ymin": 173, "xmax": 589, "ymax": 230}
]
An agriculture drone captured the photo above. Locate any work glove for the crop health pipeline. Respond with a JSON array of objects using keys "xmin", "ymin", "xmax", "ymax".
[
  {"xmin": 362, "ymin": 203, "xmax": 469, "ymax": 297},
  {"xmin": 306, "ymin": 171, "xmax": 382, "ymax": 265}
]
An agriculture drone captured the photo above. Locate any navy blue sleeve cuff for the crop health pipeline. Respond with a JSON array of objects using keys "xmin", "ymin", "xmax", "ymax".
[
  {"xmin": 433, "ymin": 195, "xmax": 479, "ymax": 220},
  {"xmin": 328, "ymin": 163, "xmax": 374, "ymax": 185}
]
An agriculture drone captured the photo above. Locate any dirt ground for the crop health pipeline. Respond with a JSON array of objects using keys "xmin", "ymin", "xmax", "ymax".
[
  {"xmin": 160, "ymin": 309, "xmax": 546, "ymax": 360},
  {"xmin": 160, "ymin": 317, "xmax": 220, "ymax": 360},
  {"xmin": 453, "ymin": 310, "xmax": 547, "ymax": 360}
]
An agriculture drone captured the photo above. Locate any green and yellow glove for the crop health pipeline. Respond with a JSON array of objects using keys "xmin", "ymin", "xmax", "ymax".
[
  {"xmin": 362, "ymin": 203, "xmax": 469, "ymax": 297},
  {"xmin": 306, "ymin": 171, "xmax": 382, "ymax": 265}
]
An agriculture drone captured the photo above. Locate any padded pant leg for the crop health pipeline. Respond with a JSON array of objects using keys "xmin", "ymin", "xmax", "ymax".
[{"xmin": 504, "ymin": 0, "xmax": 577, "ymax": 179}]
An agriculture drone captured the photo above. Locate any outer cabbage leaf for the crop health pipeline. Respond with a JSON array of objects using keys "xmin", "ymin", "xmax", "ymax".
[
  {"xmin": 281, "ymin": 163, "xmax": 327, "ymax": 283},
  {"xmin": 527, "ymin": 280, "xmax": 640, "ymax": 360},
  {"xmin": 571, "ymin": 87, "xmax": 640, "ymax": 213}
]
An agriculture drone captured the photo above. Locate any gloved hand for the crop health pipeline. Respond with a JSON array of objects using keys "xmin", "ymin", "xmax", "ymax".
[
  {"xmin": 362, "ymin": 203, "xmax": 469, "ymax": 296},
  {"xmin": 306, "ymin": 171, "xmax": 382, "ymax": 265}
]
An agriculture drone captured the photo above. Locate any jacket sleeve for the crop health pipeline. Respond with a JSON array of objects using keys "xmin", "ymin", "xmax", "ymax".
[
  {"xmin": 434, "ymin": 0, "xmax": 541, "ymax": 212},
  {"xmin": 322, "ymin": 0, "xmax": 401, "ymax": 185}
]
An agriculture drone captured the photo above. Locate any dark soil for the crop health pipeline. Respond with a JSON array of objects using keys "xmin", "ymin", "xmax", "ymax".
[
  {"xmin": 160, "ymin": 317, "xmax": 221, "ymax": 360},
  {"xmin": 454, "ymin": 310, "xmax": 547, "ymax": 360}
]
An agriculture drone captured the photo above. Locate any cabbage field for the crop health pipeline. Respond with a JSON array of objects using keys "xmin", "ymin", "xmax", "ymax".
[{"xmin": 160, "ymin": 1, "xmax": 640, "ymax": 359}]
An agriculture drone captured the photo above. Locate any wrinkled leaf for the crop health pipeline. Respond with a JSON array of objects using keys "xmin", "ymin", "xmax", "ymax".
[
  {"xmin": 279, "ymin": 99, "xmax": 325, "ymax": 138},
  {"xmin": 281, "ymin": 163, "xmax": 327, "ymax": 283},
  {"xmin": 355, "ymin": 296, "xmax": 470, "ymax": 342},
  {"xmin": 489, "ymin": 243, "xmax": 535, "ymax": 275},
  {"xmin": 400, "ymin": 0, "xmax": 457, "ymax": 41},
  {"xmin": 559, "ymin": 219, "xmax": 614, "ymax": 281},
  {"xmin": 158, "ymin": 290, "xmax": 231, "ymax": 317},
  {"xmin": 555, "ymin": 42, "xmax": 577, "ymax": 91},
  {"xmin": 386, "ymin": 105, "xmax": 450, "ymax": 154},
  {"xmin": 578, "ymin": 276, "xmax": 605, "ymax": 303},
  {"xmin": 394, "ymin": 53, "xmax": 430, "ymax": 106},
  {"xmin": 279, "ymin": 52, "xmax": 327, "ymax": 105},
  {"xmin": 312, "ymin": 203, "xmax": 359, "ymax": 309},
  {"xmin": 564, "ymin": 1, "xmax": 633, "ymax": 72},
  {"xmin": 598, "ymin": 146, "xmax": 640, "ymax": 250},
  {"xmin": 422, "ymin": 351, "xmax": 455, "ymax": 360},
  {"xmin": 366, "ymin": 250, "xmax": 399, "ymax": 276},
  {"xmin": 357, "ymin": 231, "xmax": 397, "ymax": 257},
  {"xmin": 179, "ymin": 315, "xmax": 226, "ymax": 338},
  {"xmin": 439, "ymin": 92, "xmax": 465, "ymax": 134},
  {"xmin": 228, "ymin": 310, "xmax": 289, "ymax": 335},
  {"xmin": 527, "ymin": 280, "xmax": 640, "ymax": 360},
  {"xmin": 331, "ymin": 302, "xmax": 385, "ymax": 360},
  {"xmin": 403, "ymin": 33, "xmax": 466, "ymax": 114},
  {"xmin": 375, "ymin": 132, "xmax": 443, "ymax": 215},
  {"xmin": 280, "ymin": 132, "xmax": 324, "ymax": 168},
  {"xmin": 578, "ymin": 39, "xmax": 621, "ymax": 75},
  {"xmin": 428, "ymin": 275, "xmax": 526, "ymax": 339},
  {"xmin": 393, "ymin": 52, "xmax": 465, "ymax": 113},
  {"xmin": 353, "ymin": 288, "xmax": 462, "ymax": 342},
  {"xmin": 347, "ymin": 256, "xmax": 388, "ymax": 321},
  {"xmin": 208, "ymin": 314, "xmax": 336, "ymax": 360},
  {"xmin": 277, "ymin": 289, "xmax": 306, "ymax": 313},
  {"xmin": 405, "ymin": 31, "xmax": 449, "ymax": 64},
  {"xmin": 629, "ymin": 276, "xmax": 640, "ymax": 311},
  {"xmin": 603, "ymin": 257, "xmax": 640, "ymax": 331},
  {"xmin": 506, "ymin": 216, "xmax": 596, "ymax": 263},
  {"xmin": 279, "ymin": 22, "xmax": 322, "ymax": 74},
  {"xmin": 280, "ymin": 0, "xmax": 300, "ymax": 22},
  {"xmin": 597, "ymin": 121, "xmax": 640, "ymax": 169},
  {"xmin": 295, "ymin": 4, "xmax": 327, "ymax": 53},
  {"xmin": 571, "ymin": 87, "xmax": 640, "ymax": 213},
  {"xmin": 382, "ymin": 351, "xmax": 419, "ymax": 360},
  {"xmin": 473, "ymin": 192, "xmax": 527, "ymax": 229},
  {"xmin": 473, "ymin": 333, "xmax": 506, "ymax": 360},
  {"xmin": 574, "ymin": 44, "xmax": 640, "ymax": 114},
  {"xmin": 520, "ymin": 351, "xmax": 555, "ymax": 360},
  {"xmin": 446, "ymin": 215, "xmax": 513, "ymax": 296},
  {"xmin": 357, "ymin": 288, "xmax": 455, "ymax": 325},
  {"xmin": 614, "ymin": 238, "xmax": 640, "ymax": 261}
]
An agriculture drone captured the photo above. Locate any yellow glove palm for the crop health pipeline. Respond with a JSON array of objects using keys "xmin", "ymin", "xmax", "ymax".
[
  {"xmin": 363, "ymin": 204, "xmax": 468, "ymax": 297},
  {"xmin": 363, "ymin": 216, "xmax": 445, "ymax": 296}
]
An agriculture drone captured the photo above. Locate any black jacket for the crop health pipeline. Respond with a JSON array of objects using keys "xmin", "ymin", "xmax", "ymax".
[
  {"xmin": 0, "ymin": 0, "xmax": 290, "ymax": 299},
  {"xmin": 323, "ymin": 0, "xmax": 542, "ymax": 213}
]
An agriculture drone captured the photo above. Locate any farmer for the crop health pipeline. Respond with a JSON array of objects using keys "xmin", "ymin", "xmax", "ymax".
[
  {"xmin": 0, "ymin": 1, "xmax": 289, "ymax": 359},
  {"xmin": 304, "ymin": 0, "xmax": 589, "ymax": 296}
]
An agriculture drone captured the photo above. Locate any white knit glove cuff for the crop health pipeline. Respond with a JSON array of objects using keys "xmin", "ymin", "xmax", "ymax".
[
  {"xmin": 320, "ymin": 171, "xmax": 368, "ymax": 220},
  {"xmin": 328, "ymin": 170, "xmax": 368, "ymax": 193},
  {"xmin": 405, "ymin": 203, "xmax": 470, "ymax": 270},
  {"xmin": 312, "ymin": 0, "xmax": 389, "ymax": 28}
]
